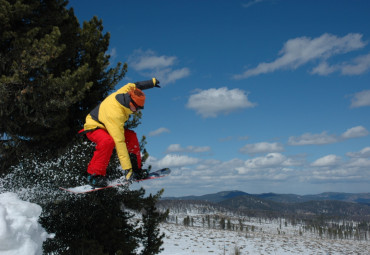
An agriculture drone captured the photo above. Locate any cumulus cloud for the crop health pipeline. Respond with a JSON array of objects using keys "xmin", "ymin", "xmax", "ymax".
[
  {"xmin": 311, "ymin": 154, "xmax": 342, "ymax": 167},
  {"xmin": 148, "ymin": 127, "xmax": 170, "ymax": 137},
  {"xmin": 346, "ymin": 158, "xmax": 370, "ymax": 168},
  {"xmin": 234, "ymin": 153, "xmax": 300, "ymax": 181},
  {"xmin": 346, "ymin": 147, "xmax": 370, "ymax": 158},
  {"xmin": 166, "ymin": 144, "xmax": 211, "ymax": 154},
  {"xmin": 309, "ymin": 168, "xmax": 362, "ymax": 182},
  {"xmin": 142, "ymin": 146, "xmax": 370, "ymax": 195},
  {"xmin": 237, "ymin": 153, "xmax": 299, "ymax": 172},
  {"xmin": 128, "ymin": 49, "xmax": 190, "ymax": 84},
  {"xmin": 306, "ymin": 147, "xmax": 370, "ymax": 182},
  {"xmin": 239, "ymin": 142, "xmax": 284, "ymax": 155},
  {"xmin": 288, "ymin": 131, "xmax": 337, "ymax": 145},
  {"xmin": 130, "ymin": 54, "xmax": 176, "ymax": 70},
  {"xmin": 244, "ymin": 153, "xmax": 290, "ymax": 168},
  {"xmin": 341, "ymin": 53, "xmax": 370, "ymax": 75},
  {"xmin": 186, "ymin": 87, "xmax": 256, "ymax": 118},
  {"xmin": 308, "ymin": 154, "xmax": 370, "ymax": 183},
  {"xmin": 349, "ymin": 90, "xmax": 370, "ymax": 108},
  {"xmin": 310, "ymin": 61, "xmax": 337, "ymax": 75},
  {"xmin": 341, "ymin": 126, "xmax": 369, "ymax": 139},
  {"xmin": 233, "ymin": 33, "xmax": 367, "ymax": 79},
  {"xmin": 288, "ymin": 126, "xmax": 369, "ymax": 146},
  {"xmin": 151, "ymin": 154, "xmax": 199, "ymax": 169},
  {"xmin": 312, "ymin": 53, "xmax": 370, "ymax": 75}
]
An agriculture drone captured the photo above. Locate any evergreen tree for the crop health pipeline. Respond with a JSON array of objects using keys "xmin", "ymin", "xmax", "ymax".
[
  {"xmin": 0, "ymin": 0, "xmax": 126, "ymax": 172},
  {"xmin": 220, "ymin": 217, "xmax": 225, "ymax": 230},
  {"xmin": 41, "ymin": 189, "xmax": 143, "ymax": 255},
  {"xmin": 0, "ymin": 2, "xmax": 167, "ymax": 254},
  {"xmin": 227, "ymin": 219, "xmax": 232, "ymax": 230},
  {"xmin": 140, "ymin": 190, "xmax": 168, "ymax": 255},
  {"xmin": 183, "ymin": 216, "xmax": 190, "ymax": 227}
]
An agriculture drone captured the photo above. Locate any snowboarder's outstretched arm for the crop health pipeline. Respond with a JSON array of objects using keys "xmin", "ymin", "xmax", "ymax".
[{"xmin": 135, "ymin": 78, "xmax": 161, "ymax": 90}]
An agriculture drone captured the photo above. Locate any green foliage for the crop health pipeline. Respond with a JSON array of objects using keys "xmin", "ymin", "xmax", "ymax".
[
  {"xmin": 220, "ymin": 217, "xmax": 225, "ymax": 230},
  {"xmin": 139, "ymin": 135, "xmax": 150, "ymax": 170},
  {"xmin": 183, "ymin": 216, "xmax": 191, "ymax": 227},
  {"xmin": 41, "ymin": 189, "xmax": 144, "ymax": 255},
  {"xmin": 0, "ymin": 2, "xmax": 167, "ymax": 254},
  {"xmin": 125, "ymin": 111, "xmax": 143, "ymax": 130},
  {"xmin": 0, "ymin": 0, "xmax": 127, "ymax": 172},
  {"xmin": 140, "ymin": 190, "xmax": 169, "ymax": 255}
]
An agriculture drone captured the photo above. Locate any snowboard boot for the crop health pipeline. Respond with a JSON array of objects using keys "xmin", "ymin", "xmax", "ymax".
[
  {"xmin": 133, "ymin": 168, "xmax": 149, "ymax": 180},
  {"xmin": 87, "ymin": 174, "xmax": 108, "ymax": 188}
]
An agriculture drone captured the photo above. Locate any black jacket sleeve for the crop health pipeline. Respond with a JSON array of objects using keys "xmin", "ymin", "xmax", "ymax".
[{"xmin": 135, "ymin": 78, "xmax": 160, "ymax": 90}]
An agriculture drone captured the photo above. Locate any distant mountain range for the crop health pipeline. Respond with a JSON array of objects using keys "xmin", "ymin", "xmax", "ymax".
[
  {"xmin": 164, "ymin": 190, "xmax": 370, "ymax": 204},
  {"xmin": 161, "ymin": 190, "xmax": 370, "ymax": 220}
]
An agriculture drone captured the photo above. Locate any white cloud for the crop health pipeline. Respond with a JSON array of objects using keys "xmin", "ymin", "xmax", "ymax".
[
  {"xmin": 129, "ymin": 49, "xmax": 176, "ymax": 70},
  {"xmin": 237, "ymin": 153, "xmax": 297, "ymax": 171},
  {"xmin": 288, "ymin": 126, "xmax": 368, "ymax": 146},
  {"xmin": 148, "ymin": 127, "xmax": 170, "ymax": 137},
  {"xmin": 341, "ymin": 126, "xmax": 369, "ymax": 139},
  {"xmin": 166, "ymin": 144, "xmax": 211, "ymax": 154},
  {"xmin": 310, "ymin": 61, "xmax": 337, "ymax": 75},
  {"xmin": 186, "ymin": 87, "xmax": 256, "ymax": 118},
  {"xmin": 306, "ymin": 150, "xmax": 370, "ymax": 182},
  {"xmin": 244, "ymin": 153, "xmax": 289, "ymax": 168},
  {"xmin": 346, "ymin": 158, "xmax": 370, "ymax": 168},
  {"xmin": 350, "ymin": 90, "xmax": 370, "ymax": 108},
  {"xmin": 346, "ymin": 147, "xmax": 370, "ymax": 158},
  {"xmin": 341, "ymin": 53, "xmax": 370, "ymax": 75},
  {"xmin": 311, "ymin": 154, "xmax": 342, "ymax": 167},
  {"xmin": 128, "ymin": 49, "xmax": 190, "ymax": 84},
  {"xmin": 158, "ymin": 67, "xmax": 190, "ymax": 84},
  {"xmin": 233, "ymin": 33, "xmax": 367, "ymax": 79},
  {"xmin": 239, "ymin": 142, "xmax": 284, "ymax": 155},
  {"xmin": 235, "ymin": 153, "xmax": 300, "ymax": 181},
  {"xmin": 309, "ymin": 168, "xmax": 362, "ymax": 182},
  {"xmin": 288, "ymin": 131, "xmax": 337, "ymax": 145},
  {"xmin": 151, "ymin": 154, "xmax": 199, "ymax": 169},
  {"xmin": 142, "ymin": 147, "xmax": 370, "ymax": 196},
  {"xmin": 312, "ymin": 53, "xmax": 370, "ymax": 76}
]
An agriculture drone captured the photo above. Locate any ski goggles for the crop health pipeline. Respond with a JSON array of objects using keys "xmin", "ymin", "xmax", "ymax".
[{"xmin": 131, "ymin": 99, "xmax": 144, "ymax": 110}]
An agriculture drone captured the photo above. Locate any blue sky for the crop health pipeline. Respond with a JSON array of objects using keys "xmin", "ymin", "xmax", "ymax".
[{"xmin": 69, "ymin": 0, "xmax": 370, "ymax": 197}]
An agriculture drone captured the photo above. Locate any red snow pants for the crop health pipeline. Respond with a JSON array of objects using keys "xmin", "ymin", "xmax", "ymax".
[
  {"xmin": 85, "ymin": 129, "xmax": 141, "ymax": 176},
  {"xmin": 124, "ymin": 129, "xmax": 142, "ymax": 169}
]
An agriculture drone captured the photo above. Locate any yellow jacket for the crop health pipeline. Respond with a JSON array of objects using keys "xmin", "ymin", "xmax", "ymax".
[{"xmin": 84, "ymin": 79, "xmax": 158, "ymax": 170}]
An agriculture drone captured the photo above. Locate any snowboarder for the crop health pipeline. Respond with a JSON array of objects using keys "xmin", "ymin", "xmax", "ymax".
[{"xmin": 80, "ymin": 78, "xmax": 160, "ymax": 187}]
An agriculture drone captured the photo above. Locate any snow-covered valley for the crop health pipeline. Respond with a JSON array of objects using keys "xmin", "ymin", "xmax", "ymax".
[
  {"xmin": 0, "ymin": 192, "xmax": 369, "ymax": 254},
  {"xmin": 159, "ymin": 220, "xmax": 369, "ymax": 255},
  {"xmin": 156, "ymin": 203, "xmax": 370, "ymax": 255}
]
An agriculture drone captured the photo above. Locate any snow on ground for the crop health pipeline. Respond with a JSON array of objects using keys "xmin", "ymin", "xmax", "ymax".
[
  {"xmin": 0, "ymin": 192, "xmax": 368, "ymax": 255},
  {"xmin": 159, "ymin": 222, "xmax": 369, "ymax": 255},
  {"xmin": 0, "ymin": 193, "xmax": 53, "ymax": 255}
]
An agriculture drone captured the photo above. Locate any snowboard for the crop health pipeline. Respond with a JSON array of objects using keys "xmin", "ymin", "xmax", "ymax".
[{"xmin": 59, "ymin": 168, "xmax": 171, "ymax": 194}]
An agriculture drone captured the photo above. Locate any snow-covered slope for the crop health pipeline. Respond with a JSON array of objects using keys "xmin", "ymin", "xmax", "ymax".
[
  {"xmin": 157, "ymin": 202, "xmax": 369, "ymax": 255},
  {"xmin": 159, "ymin": 221, "xmax": 369, "ymax": 255}
]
